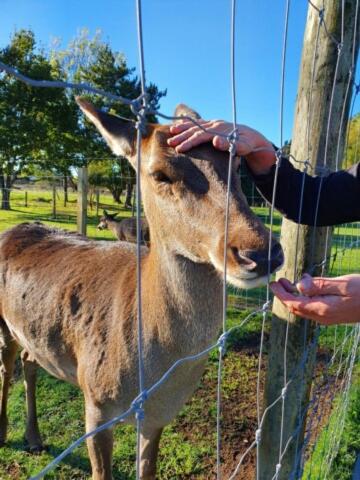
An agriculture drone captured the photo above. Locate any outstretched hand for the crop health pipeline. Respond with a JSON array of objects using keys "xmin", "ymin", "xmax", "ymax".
[
  {"xmin": 270, "ymin": 273, "xmax": 360, "ymax": 325},
  {"xmin": 167, "ymin": 119, "xmax": 276, "ymax": 175}
]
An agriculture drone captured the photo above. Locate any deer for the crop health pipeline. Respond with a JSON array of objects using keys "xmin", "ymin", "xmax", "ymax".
[
  {"xmin": 0, "ymin": 99, "xmax": 284, "ymax": 480},
  {"xmin": 98, "ymin": 210, "xmax": 150, "ymax": 245}
]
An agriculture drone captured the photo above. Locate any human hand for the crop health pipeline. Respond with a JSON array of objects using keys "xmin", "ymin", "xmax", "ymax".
[
  {"xmin": 270, "ymin": 273, "xmax": 360, "ymax": 325},
  {"xmin": 167, "ymin": 119, "xmax": 276, "ymax": 175}
]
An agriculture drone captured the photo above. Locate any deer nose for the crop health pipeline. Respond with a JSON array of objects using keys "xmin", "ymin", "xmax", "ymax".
[{"xmin": 231, "ymin": 243, "xmax": 284, "ymax": 276}]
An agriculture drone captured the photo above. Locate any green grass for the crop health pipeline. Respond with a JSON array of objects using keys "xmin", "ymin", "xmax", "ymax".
[
  {"xmin": 0, "ymin": 188, "xmax": 132, "ymax": 241},
  {"xmin": 0, "ymin": 367, "xmax": 214, "ymax": 479},
  {"xmin": 302, "ymin": 368, "xmax": 360, "ymax": 480}
]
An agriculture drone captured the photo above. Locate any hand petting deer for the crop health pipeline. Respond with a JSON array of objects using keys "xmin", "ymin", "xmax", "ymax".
[
  {"xmin": 0, "ymin": 99, "xmax": 283, "ymax": 479},
  {"xmin": 98, "ymin": 210, "xmax": 150, "ymax": 245}
]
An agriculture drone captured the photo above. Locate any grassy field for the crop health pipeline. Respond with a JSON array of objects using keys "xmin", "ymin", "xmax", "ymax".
[
  {"xmin": 0, "ymin": 188, "xmax": 127, "ymax": 240},
  {"xmin": 302, "ymin": 367, "xmax": 360, "ymax": 480},
  {"xmin": 0, "ymin": 188, "xmax": 359, "ymax": 479}
]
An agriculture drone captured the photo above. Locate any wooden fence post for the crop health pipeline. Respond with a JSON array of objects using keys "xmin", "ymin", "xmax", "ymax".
[
  {"xmin": 96, "ymin": 189, "xmax": 100, "ymax": 218},
  {"xmin": 77, "ymin": 166, "xmax": 88, "ymax": 236},
  {"xmin": 24, "ymin": 191, "xmax": 28, "ymax": 208},
  {"xmin": 259, "ymin": 2, "xmax": 359, "ymax": 479},
  {"xmin": 52, "ymin": 182, "xmax": 56, "ymax": 219}
]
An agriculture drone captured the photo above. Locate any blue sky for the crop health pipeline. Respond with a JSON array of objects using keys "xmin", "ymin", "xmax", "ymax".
[{"xmin": 1, "ymin": 1, "xmax": 358, "ymax": 144}]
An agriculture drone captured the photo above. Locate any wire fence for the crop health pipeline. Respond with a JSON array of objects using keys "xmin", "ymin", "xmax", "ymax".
[{"xmin": 0, "ymin": 0, "xmax": 359, "ymax": 479}]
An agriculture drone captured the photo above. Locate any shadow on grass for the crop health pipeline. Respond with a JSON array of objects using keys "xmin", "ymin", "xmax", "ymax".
[{"xmin": 9, "ymin": 210, "xmax": 76, "ymax": 224}]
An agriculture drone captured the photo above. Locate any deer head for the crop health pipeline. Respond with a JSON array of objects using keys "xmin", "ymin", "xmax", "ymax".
[
  {"xmin": 77, "ymin": 98, "xmax": 283, "ymax": 288},
  {"xmin": 97, "ymin": 210, "xmax": 118, "ymax": 230}
]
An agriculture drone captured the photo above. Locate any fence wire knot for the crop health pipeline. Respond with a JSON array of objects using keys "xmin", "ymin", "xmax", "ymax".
[
  {"xmin": 131, "ymin": 390, "xmax": 148, "ymax": 421},
  {"xmin": 281, "ymin": 386, "xmax": 287, "ymax": 399},
  {"xmin": 261, "ymin": 300, "xmax": 271, "ymax": 313},
  {"xmin": 255, "ymin": 428, "xmax": 262, "ymax": 444},
  {"xmin": 275, "ymin": 149, "xmax": 283, "ymax": 166},
  {"xmin": 131, "ymin": 95, "xmax": 150, "ymax": 135},
  {"xmin": 276, "ymin": 463, "xmax": 282, "ymax": 474},
  {"xmin": 303, "ymin": 160, "xmax": 311, "ymax": 171},
  {"xmin": 218, "ymin": 331, "xmax": 228, "ymax": 355},
  {"xmin": 227, "ymin": 128, "xmax": 238, "ymax": 157},
  {"xmin": 318, "ymin": 8, "xmax": 324, "ymax": 23}
]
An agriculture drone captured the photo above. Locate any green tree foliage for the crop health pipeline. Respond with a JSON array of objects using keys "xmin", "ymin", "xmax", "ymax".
[
  {"xmin": 88, "ymin": 157, "xmax": 135, "ymax": 207},
  {"xmin": 0, "ymin": 30, "xmax": 77, "ymax": 210},
  {"xmin": 52, "ymin": 29, "xmax": 166, "ymax": 207},
  {"xmin": 0, "ymin": 29, "xmax": 166, "ymax": 210},
  {"xmin": 345, "ymin": 112, "xmax": 360, "ymax": 168}
]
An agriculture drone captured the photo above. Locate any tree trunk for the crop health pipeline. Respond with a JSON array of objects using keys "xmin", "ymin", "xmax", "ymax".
[
  {"xmin": 125, "ymin": 182, "xmax": 133, "ymax": 208},
  {"xmin": 69, "ymin": 176, "xmax": 77, "ymax": 192},
  {"xmin": 0, "ymin": 174, "xmax": 12, "ymax": 210},
  {"xmin": 63, "ymin": 175, "xmax": 68, "ymax": 207},
  {"xmin": 77, "ymin": 166, "xmax": 88, "ymax": 236},
  {"xmin": 1, "ymin": 187, "xmax": 10, "ymax": 210},
  {"xmin": 111, "ymin": 188, "xmax": 121, "ymax": 204}
]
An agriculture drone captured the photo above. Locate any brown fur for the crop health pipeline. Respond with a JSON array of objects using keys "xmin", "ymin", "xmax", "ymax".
[{"xmin": 0, "ymin": 100, "xmax": 283, "ymax": 479}]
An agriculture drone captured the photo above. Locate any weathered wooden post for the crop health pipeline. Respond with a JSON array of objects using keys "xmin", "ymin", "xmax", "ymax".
[
  {"xmin": 77, "ymin": 166, "xmax": 88, "ymax": 236},
  {"xmin": 96, "ymin": 189, "xmax": 100, "ymax": 218},
  {"xmin": 52, "ymin": 182, "xmax": 56, "ymax": 219},
  {"xmin": 259, "ymin": 1, "xmax": 359, "ymax": 479},
  {"xmin": 24, "ymin": 191, "xmax": 28, "ymax": 208}
]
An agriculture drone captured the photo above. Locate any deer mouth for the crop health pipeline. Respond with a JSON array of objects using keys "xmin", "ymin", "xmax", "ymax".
[
  {"xmin": 209, "ymin": 243, "xmax": 284, "ymax": 290},
  {"xmin": 226, "ymin": 272, "xmax": 270, "ymax": 289}
]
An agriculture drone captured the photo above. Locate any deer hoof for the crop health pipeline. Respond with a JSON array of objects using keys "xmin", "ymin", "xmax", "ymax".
[
  {"xmin": 29, "ymin": 444, "xmax": 46, "ymax": 454},
  {"xmin": 25, "ymin": 439, "xmax": 46, "ymax": 454}
]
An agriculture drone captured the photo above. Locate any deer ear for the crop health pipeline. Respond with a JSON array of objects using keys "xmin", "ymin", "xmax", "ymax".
[
  {"xmin": 76, "ymin": 97, "xmax": 137, "ymax": 158},
  {"xmin": 174, "ymin": 104, "xmax": 201, "ymax": 120}
]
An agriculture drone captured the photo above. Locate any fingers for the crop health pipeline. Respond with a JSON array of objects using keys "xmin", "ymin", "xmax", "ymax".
[
  {"xmin": 296, "ymin": 274, "xmax": 350, "ymax": 296},
  {"xmin": 270, "ymin": 281, "xmax": 301, "ymax": 305},
  {"xmin": 278, "ymin": 277, "xmax": 298, "ymax": 293},
  {"xmin": 167, "ymin": 127, "xmax": 215, "ymax": 153},
  {"xmin": 168, "ymin": 119, "xmax": 233, "ymax": 153},
  {"xmin": 270, "ymin": 281, "xmax": 330, "ymax": 322},
  {"xmin": 295, "ymin": 273, "xmax": 314, "ymax": 295},
  {"xmin": 213, "ymin": 135, "xmax": 230, "ymax": 151},
  {"xmin": 169, "ymin": 120, "xmax": 206, "ymax": 135}
]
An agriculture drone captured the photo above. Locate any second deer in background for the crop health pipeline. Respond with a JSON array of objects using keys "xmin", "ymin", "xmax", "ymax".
[{"xmin": 97, "ymin": 210, "xmax": 150, "ymax": 245}]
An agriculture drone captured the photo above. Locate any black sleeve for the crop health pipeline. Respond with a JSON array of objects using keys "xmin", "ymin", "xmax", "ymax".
[{"xmin": 249, "ymin": 157, "xmax": 360, "ymax": 226}]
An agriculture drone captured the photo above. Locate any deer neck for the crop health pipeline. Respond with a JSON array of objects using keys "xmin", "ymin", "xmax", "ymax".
[
  {"xmin": 142, "ymin": 235, "xmax": 223, "ymax": 349},
  {"xmin": 107, "ymin": 219, "xmax": 119, "ymax": 235}
]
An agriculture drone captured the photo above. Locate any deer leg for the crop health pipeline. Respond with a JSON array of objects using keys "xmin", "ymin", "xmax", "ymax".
[
  {"xmin": 20, "ymin": 350, "xmax": 44, "ymax": 452},
  {"xmin": 0, "ymin": 318, "xmax": 18, "ymax": 446},
  {"xmin": 85, "ymin": 400, "xmax": 114, "ymax": 480},
  {"xmin": 139, "ymin": 427, "xmax": 163, "ymax": 480}
]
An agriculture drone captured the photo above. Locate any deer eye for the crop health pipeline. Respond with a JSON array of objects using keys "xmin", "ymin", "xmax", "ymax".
[{"xmin": 151, "ymin": 171, "xmax": 173, "ymax": 184}]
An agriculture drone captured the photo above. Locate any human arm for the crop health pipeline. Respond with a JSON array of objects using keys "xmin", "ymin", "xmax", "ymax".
[
  {"xmin": 251, "ymin": 158, "xmax": 360, "ymax": 226},
  {"xmin": 168, "ymin": 119, "xmax": 360, "ymax": 226},
  {"xmin": 270, "ymin": 273, "xmax": 360, "ymax": 325}
]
